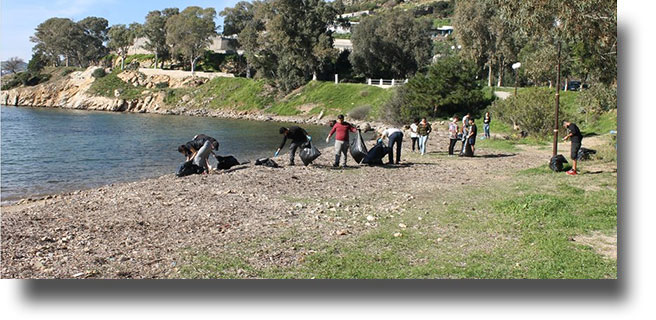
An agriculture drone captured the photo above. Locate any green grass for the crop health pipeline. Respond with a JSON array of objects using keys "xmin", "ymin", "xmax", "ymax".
[
  {"xmin": 88, "ymin": 70, "xmax": 144, "ymax": 100},
  {"xmin": 433, "ymin": 18, "xmax": 451, "ymax": 28},
  {"xmin": 176, "ymin": 161, "xmax": 617, "ymax": 279},
  {"xmin": 164, "ymin": 77, "xmax": 274, "ymax": 110},
  {"xmin": 124, "ymin": 54, "xmax": 155, "ymax": 65},
  {"xmin": 269, "ymin": 80, "xmax": 393, "ymax": 117},
  {"xmin": 475, "ymin": 137, "xmax": 519, "ymax": 152}
]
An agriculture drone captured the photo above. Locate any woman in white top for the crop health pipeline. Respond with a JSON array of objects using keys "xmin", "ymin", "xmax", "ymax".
[{"xmin": 409, "ymin": 118, "xmax": 419, "ymax": 152}]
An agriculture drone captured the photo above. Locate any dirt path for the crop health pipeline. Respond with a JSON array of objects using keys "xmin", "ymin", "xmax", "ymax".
[{"xmin": 0, "ymin": 131, "xmax": 589, "ymax": 278}]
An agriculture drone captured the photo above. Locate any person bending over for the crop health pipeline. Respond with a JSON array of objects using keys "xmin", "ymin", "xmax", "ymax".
[
  {"xmin": 562, "ymin": 120, "xmax": 583, "ymax": 175},
  {"xmin": 276, "ymin": 126, "xmax": 311, "ymax": 166},
  {"xmin": 380, "ymin": 127, "xmax": 404, "ymax": 164}
]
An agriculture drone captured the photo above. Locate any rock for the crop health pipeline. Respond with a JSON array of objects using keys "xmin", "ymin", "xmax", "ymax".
[
  {"xmin": 181, "ymin": 95, "xmax": 191, "ymax": 103},
  {"xmin": 393, "ymin": 232, "xmax": 402, "ymax": 238},
  {"xmin": 335, "ymin": 229, "xmax": 349, "ymax": 236},
  {"xmin": 366, "ymin": 215, "xmax": 375, "ymax": 222},
  {"xmin": 114, "ymin": 89, "xmax": 121, "ymax": 97},
  {"xmin": 398, "ymin": 223, "xmax": 407, "ymax": 228}
]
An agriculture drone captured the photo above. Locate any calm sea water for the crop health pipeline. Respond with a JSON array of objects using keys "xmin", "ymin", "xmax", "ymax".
[{"xmin": 0, "ymin": 106, "xmax": 337, "ymax": 202}]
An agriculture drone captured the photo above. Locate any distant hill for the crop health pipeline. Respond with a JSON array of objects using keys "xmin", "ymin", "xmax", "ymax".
[{"xmin": 0, "ymin": 60, "xmax": 27, "ymax": 75}]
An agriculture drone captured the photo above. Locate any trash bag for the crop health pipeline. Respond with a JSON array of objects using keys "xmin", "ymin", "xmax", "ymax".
[
  {"xmin": 463, "ymin": 141, "xmax": 474, "ymax": 157},
  {"xmin": 549, "ymin": 154, "xmax": 569, "ymax": 172},
  {"xmin": 349, "ymin": 130, "xmax": 368, "ymax": 164},
  {"xmin": 362, "ymin": 141, "xmax": 388, "ymax": 166},
  {"xmin": 299, "ymin": 141, "xmax": 321, "ymax": 166},
  {"xmin": 176, "ymin": 160, "xmax": 204, "ymax": 177},
  {"xmin": 577, "ymin": 147, "xmax": 597, "ymax": 161},
  {"xmin": 214, "ymin": 155, "xmax": 242, "ymax": 170},
  {"xmin": 255, "ymin": 157, "xmax": 279, "ymax": 168}
]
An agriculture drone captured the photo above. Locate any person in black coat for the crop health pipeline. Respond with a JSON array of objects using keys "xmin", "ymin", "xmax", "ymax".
[{"xmin": 276, "ymin": 126, "xmax": 311, "ymax": 166}]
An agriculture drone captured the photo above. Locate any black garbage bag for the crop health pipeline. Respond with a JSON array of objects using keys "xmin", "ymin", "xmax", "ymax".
[
  {"xmin": 362, "ymin": 142, "xmax": 388, "ymax": 166},
  {"xmin": 299, "ymin": 141, "xmax": 321, "ymax": 166},
  {"xmin": 577, "ymin": 147, "xmax": 597, "ymax": 161},
  {"xmin": 255, "ymin": 157, "xmax": 279, "ymax": 168},
  {"xmin": 463, "ymin": 142, "xmax": 474, "ymax": 157},
  {"xmin": 176, "ymin": 160, "xmax": 204, "ymax": 177},
  {"xmin": 549, "ymin": 154, "xmax": 569, "ymax": 172},
  {"xmin": 214, "ymin": 155, "xmax": 243, "ymax": 170},
  {"xmin": 349, "ymin": 130, "xmax": 368, "ymax": 164}
]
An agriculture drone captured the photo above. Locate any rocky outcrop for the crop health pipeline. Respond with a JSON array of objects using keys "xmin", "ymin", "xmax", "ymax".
[{"xmin": 1, "ymin": 67, "xmax": 167, "ymax": 114}]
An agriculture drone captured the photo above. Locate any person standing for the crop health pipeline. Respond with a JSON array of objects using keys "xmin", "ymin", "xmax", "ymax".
[
  {"xmin": 417, "ymin": 117, "xmax": 432, "ymax": 155},
  {"xmin": 448, "ymin": 115, "xmax": 460, "ymax": 156},
  {"xmin": 483, "ymin": 112, "xmax": 491, "ymax": 139},
  {"xmin": 380, "ymin": 127, "xmax": 404, "ymax": 164},
  {"xmin": 460, "ymin": 113, "xmax": 471, "ymax": 154},
  {"xmin": 467, "ymin": 118, "xmax": 478, "ymax": 155},
  {"xmin": 409, "ymin": 118, "xmax": 419, "ymax": 152},
  {"xmin": 326, "ymin": 114, "xmax": 357, "ymax": 167},
  {"xmin": 275, "ymin": 126, "xmax": 310, "ymax": 166},
  {"xmin": 562, "ymin": 120, "xmax": 583, "ymax": 175}
]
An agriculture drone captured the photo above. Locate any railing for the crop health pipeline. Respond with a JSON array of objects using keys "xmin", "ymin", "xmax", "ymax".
[{"xmin": 366, "ymin": 78, "xmax": 408, "ymax": 87}]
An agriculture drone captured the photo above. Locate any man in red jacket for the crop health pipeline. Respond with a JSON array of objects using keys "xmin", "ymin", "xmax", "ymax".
[{"xmin": 326, "ymin": 114, "xmax": 357, "ymax": 168}]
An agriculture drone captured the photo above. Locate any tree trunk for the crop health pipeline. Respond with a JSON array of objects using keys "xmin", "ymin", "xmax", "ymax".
[
  {"xmin": 154, "ymin": 53, "xmax": 158, "ymax": 69},
  {"xmin": 497, "ymin": 57, "xmax": 504, "ymax": 87},
  {"xmin": 66, "ymin": 56, "xmax": 69, "ymax": 67},
  {"xmin": 191, "ymin": 56, "xmax": 199, "ymax": 75},
  {"xmin": 487, "ymin": 62, "xmax": 493, "ymax": 87},
  {"xmin": 565, "ymin": 77, "xmax": 569, "ymax": 91}
]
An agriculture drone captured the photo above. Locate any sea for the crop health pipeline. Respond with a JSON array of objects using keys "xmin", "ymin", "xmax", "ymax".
[{"xmin": 0, "ymin": 105, "xmax": 344, "ymax": 203}]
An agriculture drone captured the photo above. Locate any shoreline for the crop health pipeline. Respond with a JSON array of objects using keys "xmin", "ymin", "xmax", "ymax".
[{"xmin": 1, "ymin": 103, "xmax": 389, "ymax": 205}]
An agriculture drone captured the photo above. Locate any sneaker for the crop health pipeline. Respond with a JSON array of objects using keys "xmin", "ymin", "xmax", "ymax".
[{"xmin": 566, "ymin": 170, "xmax": 577, "ymax": 175}]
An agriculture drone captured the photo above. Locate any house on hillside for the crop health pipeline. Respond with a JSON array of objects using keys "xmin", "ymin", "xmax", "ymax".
[{"xmin": 127, "ymin": 35, "xmax": 243, "ymax": 56}]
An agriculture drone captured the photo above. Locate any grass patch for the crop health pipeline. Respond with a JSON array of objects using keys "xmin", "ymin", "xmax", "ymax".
[
  {"xmin": 88, "ymin": 70, "xmax": 144, "ymax": 100},
  {"xmin": 163, "ymin": 77, "xmax": 274, "ymax": 110},
  {"xmin": 176, "ymin": 160, "xmax": 616, "ymax": 279},
  {"xmin": 476, "ymin": 138, "xmax": 519, "ymax": 152},
  {"xmin": 269, "ymin": 81, "xmax": 393, "ymax": 117}
]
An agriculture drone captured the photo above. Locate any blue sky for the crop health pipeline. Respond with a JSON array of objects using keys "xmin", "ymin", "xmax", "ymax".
[{"xmin": 0, "ymin": 0, "xmax": 242, "ymax": 61}]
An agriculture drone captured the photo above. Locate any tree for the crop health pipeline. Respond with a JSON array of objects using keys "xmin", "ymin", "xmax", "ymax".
[
  {"xmin": 75, "ymin": 17, "xmax": 109, "ymax": 66},
  {"xmin": 108, "ymin": 24, "xmax": 138, "ymax": 70},
  {"xmin": 349, "ymin": 10, "xmax": 432, "ymax": 79},
  {"xmin": 166, "ymin": 6, "xmax": 217, "ymax": 74},
  {"xmin": 497, "ymin": 0, "xmax": 617, "ymax": 85},
  {"xmin": 220, "ymin": 1, "xmax": 255, "ymax": 36},
  {"xmin": 30, "ymin": 18, "xmax": 80, "ymax": 67},
  {"xmin": 27, "ymin": 51, "xmax": 48, "ymax": 72},
  {"xmin": 143, "ymin": 9, "xmax": 178, "ymax": 68},
  {"xmin": 236, "ymin": 0, "xmax": 339, "ymax": 92},
  {"xmin": 1, "ymin": 57, "xmax": 26, "ymax": 74},
  {"xmin": 402, "ymin": 55, "xmax": 487, "ymax": 118}
]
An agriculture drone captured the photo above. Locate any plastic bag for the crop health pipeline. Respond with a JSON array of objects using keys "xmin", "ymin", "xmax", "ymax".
[
  {"xmin": 299, "ymin": 142, "xmax": 321, "ymax": 166},
  {"xmin": 362, "ymin": 141, "xmax": 388, "ymax": 166},
  {"xmin": 255, "ymin": 158, "xmax": 279, "ymax": 168},
  {"xmin": 349, "ymin": 130, "xmax": 368, "ymax": 164},
  {"xmin": 577, "ymin": 147, "xmax": 597, "ymax": 161},
  {"xmin": 176, "ymin": 160, "xmax": 204, "ymax": 177},
  {"xmin": 214, "ymin": 155, "xmax": 241, "ymax": 170},
  {"xmin": 549, "ymin": 154, "xmax": 569, "ymax": 172}
]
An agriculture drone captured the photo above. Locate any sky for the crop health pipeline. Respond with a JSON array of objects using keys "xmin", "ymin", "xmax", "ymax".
[{"xmin": 0, "ymin": 0, "xmax": 242, "ymax": 61}]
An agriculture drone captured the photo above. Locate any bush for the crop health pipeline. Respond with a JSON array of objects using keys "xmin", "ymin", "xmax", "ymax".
[
  {"xmin": 2, "ymin": 71, "xmax": 52, "ymax": 89},
  {"xmin": 385, "ymin": 55, "xmax": 490, "ymax": 122},
  {"xmin": 155, "ymin": 82, "xmax": 169, "ymax": 89},
  {"xmin": 92, "ymin": 68, "xmax": 107, "ymax": 79},
  {"xmin": 348, "ymin": 105, "xmax": 372, "ymax": 120},
  {"xmin": 491, "ymin": 87, "xmax": 562, "ymax": 138},
  {"xmin": 380, "ymin": 86, "xmax": 409, "ymax": 125},
  {"xmin": 577, "ymin": 84, "xmax": 617, "ymax": 125},
  {"xmin": 60, "ymin": 67, "xmax": 78, "ymax": 76}
]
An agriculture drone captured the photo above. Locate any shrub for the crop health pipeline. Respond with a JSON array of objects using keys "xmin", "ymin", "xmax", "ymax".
[
  {"xmin": 60, "ymin": 68, "xmax": 78, "ymax": 76},
  {"xmin": 577, "ymin": 84, "xmax": 617, "ymax": 125},
  {"xmin": 155, "ymin": 82, "xmax": 169, "ymax": 89},
  {"xmin": 348, "ymin": 105, "xmax": 372, "ymax": 120},
  {"xmin": 380, "ymin": 86, "xmax": 409, "ymax": 125},
  {"xmin": 92, "ymin": 68, "xmax": 107, "ymax": 79},
  {"xmin": 491, "ymin": 87, "xmax": 560, "ymax": 138},
  {"xmin": 385, "ymin": 55, "xmax": 490, "ymax": 121}
]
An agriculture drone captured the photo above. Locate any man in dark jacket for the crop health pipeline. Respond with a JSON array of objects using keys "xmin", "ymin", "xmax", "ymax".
[
  {"xmin": 562, "ymin": 120, "xmax": 583, "ymax": 175},
  {"xmin": 276, "ymin": 126, "xmax": 310, "ymax": 166}
]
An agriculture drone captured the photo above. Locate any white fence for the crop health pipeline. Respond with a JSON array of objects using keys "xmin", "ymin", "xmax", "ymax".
[{"xmin": 366, "ymin": 78, "xmax": 408, "ymax": 88}]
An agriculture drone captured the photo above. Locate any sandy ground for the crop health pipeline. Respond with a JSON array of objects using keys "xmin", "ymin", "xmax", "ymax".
[{"xmin": 0, "ymin": 130, "xmax": 614, "ymax": 278}]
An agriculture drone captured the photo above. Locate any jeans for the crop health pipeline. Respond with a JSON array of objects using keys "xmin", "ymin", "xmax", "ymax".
[
  {"xmin": 288, "ymin": 141, "xmax": 303, "ymax": 164},
  {"xmin": 484, "ymin": 123, "xmax": 490, "ymax": 138},
  {"xmin": 448, "ymin": 138, "xmax": 458, "ymax": 155},
  {"xmin": 419, "ymin": 135, "xmax": 428, "ymax": 155},
  {"xmin": 193, "ymin": 140, "xmax": 212, "ymax": 172},
  {"xmin": 334, "ymin": 140, "xmax": 349, "ymax": 166},
  {"xmin": 411, "ymin": 137, "xmax": 418, "ymax": 151},
  {"xmin": 388, "ymin": 132, "xmax": 403, "ymax": 164}
]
